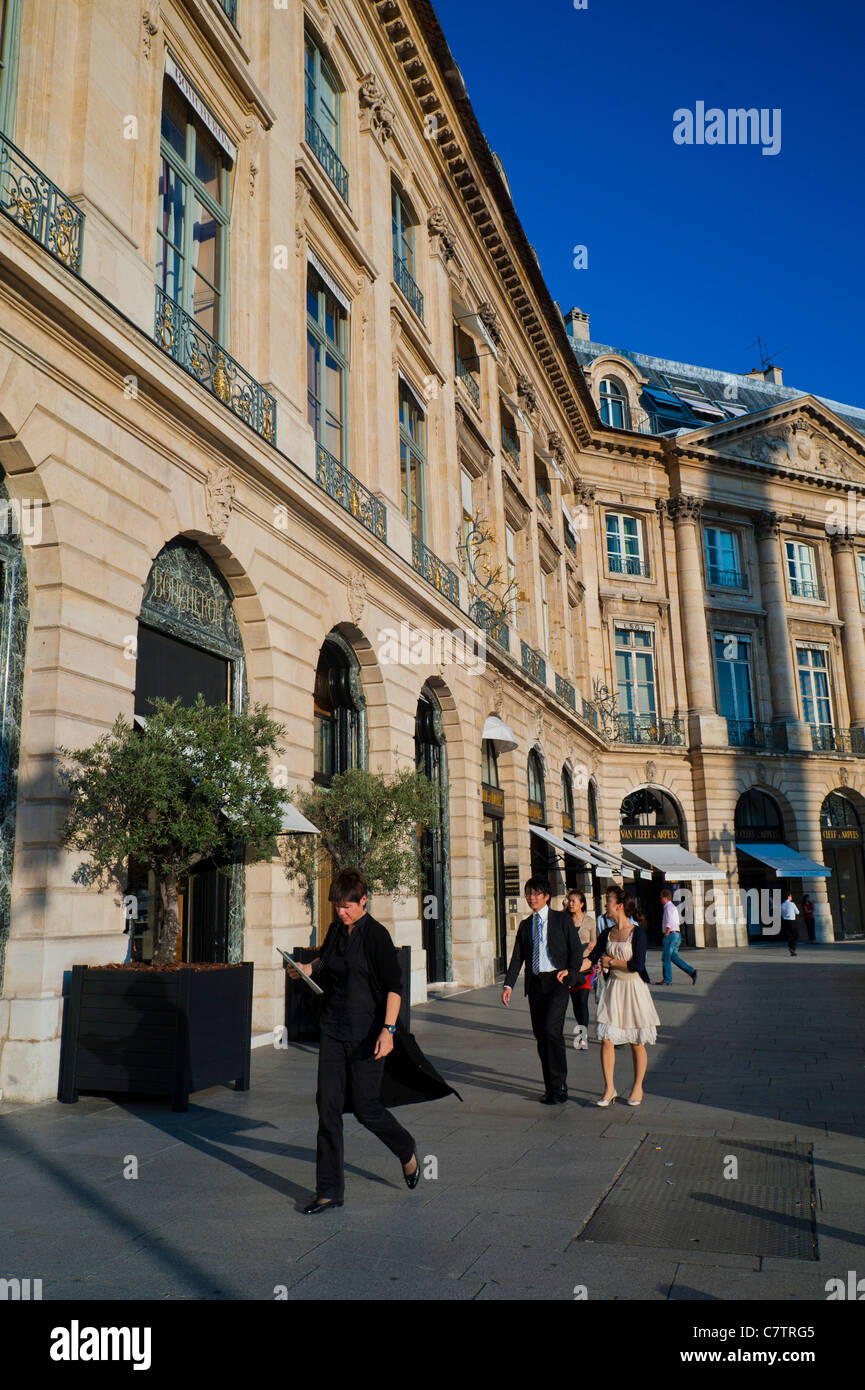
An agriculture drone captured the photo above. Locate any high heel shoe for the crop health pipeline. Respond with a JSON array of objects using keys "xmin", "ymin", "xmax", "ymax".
[
  {"xmin": 626, "ymin": 1096, "xmax": 643, "ymax": 1106},
  {"xmin": 403, "ymin": 1153, "xmax": 421, "ymax": 1189},
  {"xmin": 594, "ymin": 1092, "xmax": 617, "ymax": 1107}
]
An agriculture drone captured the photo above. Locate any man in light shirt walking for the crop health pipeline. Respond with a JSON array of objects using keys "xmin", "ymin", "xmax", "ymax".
[
  {"xmin": 656, "ymin": 887, "xmax": 697, "ymax": 986},
  {"xmin": 780, "ymin": 891, "xmax": 801, "ymax": 956}
]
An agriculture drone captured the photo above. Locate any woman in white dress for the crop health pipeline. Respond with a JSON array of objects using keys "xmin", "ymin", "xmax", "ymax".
[{"xmin": 579, "ymin": 886, "xmax": 659, "ymax": 1106}]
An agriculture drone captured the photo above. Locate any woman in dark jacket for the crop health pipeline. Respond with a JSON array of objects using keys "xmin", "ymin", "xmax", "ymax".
[
  {"xmin": 286, "ymin": 868, "xmax": 419, "ymax": 1214},
  {"xmin": 579, "ymin": 886, "xmax": 659, "ymax": 1108}
]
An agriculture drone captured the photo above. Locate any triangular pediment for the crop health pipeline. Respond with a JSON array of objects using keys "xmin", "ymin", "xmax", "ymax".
[{"xmin": 672, "ymin": 396, "xmax": 865, "ymax": 485}]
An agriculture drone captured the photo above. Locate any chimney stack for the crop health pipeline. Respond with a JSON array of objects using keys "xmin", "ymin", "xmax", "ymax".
[
  {"xmin": 747, "ymin": 365, "xmax": 784, "ymax": 386},
  {"xmin": 565, "ymin": 306, "xmax": 590, "ymax": 342}
]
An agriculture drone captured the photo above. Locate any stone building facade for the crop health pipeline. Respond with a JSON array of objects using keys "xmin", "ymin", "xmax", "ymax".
[{"xmin": 0, "ymin": 0, "xmax": 863, "ymax": 1101}]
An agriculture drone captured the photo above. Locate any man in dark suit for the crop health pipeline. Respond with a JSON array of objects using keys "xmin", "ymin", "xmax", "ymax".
[{"xmin": 502, "ymin": 875, "xmax": 584, "ymax": 1103}]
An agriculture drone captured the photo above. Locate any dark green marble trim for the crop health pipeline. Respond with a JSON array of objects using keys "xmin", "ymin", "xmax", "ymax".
[{"xmin": 0, "ymin": 477, "xmax": 29, "ymax": 994}]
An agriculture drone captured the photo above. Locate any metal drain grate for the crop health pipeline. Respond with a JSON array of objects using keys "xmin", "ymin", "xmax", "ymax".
[{"xmin": 578, "ymin": 1134, "xmax": 817, "ymax": 1260}]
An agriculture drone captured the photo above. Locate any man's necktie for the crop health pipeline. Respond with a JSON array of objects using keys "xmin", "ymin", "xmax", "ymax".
[{"xmin": 532, "ymin": 913, "xmax": 541, "ymax": 973}]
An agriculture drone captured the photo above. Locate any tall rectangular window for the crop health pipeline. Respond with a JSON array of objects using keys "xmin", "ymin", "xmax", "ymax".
[
  {"xmin": 786, "ymin": 541, "xmax": 821, "ymax": 600},
  {"xmin": 714, "ymin": 633, "xmax": 754, "ymax": 722},
  {"xmin": 857, "ymin": 553, "xmax": 865, "ymax": 606},
  {"xmin": 156, "ymin": 77, "xmax": 230, "ymax": 342},
  {"xmin": 797, "ymin": 646, "xmax": 833, "ymax": 729},
  {"xmin": 705, "ymin": 527, "xmax": 742, "ymax": 587},
  {"xmin": 606, "ymin": 513, "xmax": 646, "ymax": 576},
  {"xmin": 505, "ymin": 525, "xmax": 518, "ymax": 626},
  {"xmin": 0, "ymin": 0, "xmax": 22, "ymax": 138},
  {"xmin": 399, "ymin": 381, "xmax": 426, "ymax": 540},
  {"xmin": 616, "ymin": 627, "xmax": 656, "ymax": 726},
  {"xmin": 306, "ymin": 263, "xmax": 348, "ymax": 463}
]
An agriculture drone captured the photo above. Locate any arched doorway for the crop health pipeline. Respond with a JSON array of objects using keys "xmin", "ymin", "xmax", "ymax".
[
  {"xmin": 131, "ymin": 537, "xmax": 246, "ymax": 963},
  {"xmin": 312, "ymin": 632, "xmax": 366, "ymax": 943},
  {"xmin": 821, "ymin": 792, "xmax": 865, "ymax": 940},
  {"xmin": 415, "ymin": 687, "xmax": 451, "ymax": 982},
  {"xmin": 734, "ymin": 789, "xmax": 786, "ymax": 942},
  {"xmin": 0, "ymin": 475, "xmax": 29, "ymax": 992},
  {"xmin": 481, "ymin": 737, "xmax": 507, "ymax": 973},
  {"xmin": 619, "ymin": 786, "xmax": 684, "ymax": 945}
]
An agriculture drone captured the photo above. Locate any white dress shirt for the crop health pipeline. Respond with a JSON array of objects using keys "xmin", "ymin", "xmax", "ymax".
[{"xmin": 531, "ymin": 904, "xmax": 556, "ymax": 973}]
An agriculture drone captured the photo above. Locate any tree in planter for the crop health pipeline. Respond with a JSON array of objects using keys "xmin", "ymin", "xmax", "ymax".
[
  {"xmin": 59, "ymin": 695, "xmax": 288, "ymax": 965},
  {"xmin": 281, "ymin": 767, "xmax": 440, "ymax": 906}
]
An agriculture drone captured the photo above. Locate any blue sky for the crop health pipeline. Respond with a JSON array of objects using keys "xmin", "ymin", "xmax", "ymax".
[{"xmin": 430, "ymin": 0, "xmax": 864, "ymax": 406}]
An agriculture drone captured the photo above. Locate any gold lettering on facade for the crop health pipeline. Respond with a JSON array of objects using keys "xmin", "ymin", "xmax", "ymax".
[{"xmin": 150, "ymin": 568, "xmax": 226, "ymax": 627}]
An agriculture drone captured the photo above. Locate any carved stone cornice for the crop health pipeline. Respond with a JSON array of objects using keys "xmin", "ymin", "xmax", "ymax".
[
  {"xmin": 427, "ymin": 205, "xmax": 456, "ymax": 261},
  {"xmin": 666, "ymin": 494, "xmax": 703, "ymax": 524},
  {"xmin": 754, "ymin": 510, "xmax": 783, "ymax": 541},
  {"xmin": 358, "ymin": 73, "xmax": 395, "ymax": 144}
]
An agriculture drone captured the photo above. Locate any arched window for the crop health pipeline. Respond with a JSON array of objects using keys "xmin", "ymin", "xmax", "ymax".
[
  {"xmin": 599, "ymin": 377, "xmax": 630, "ymax": 429},
  {"xmin": 313, "ymin": 637, "xmax": 363, "ymax": 786},
  {"xmin": 620, "ymin": 787, "xmax": 681, "ymax": 834},
  {"xmin": 734, "ymin": 789, "xmax": 783, "ymax": 836},
  {"xmin": 527, "ymin": 750, "xmax": 546, "ymax": 825},
  {"xmin": 820, "ymin": 792, "xmax": 861, "ymax": 830},
  {"xmin": 561, "ymin": 768, "xmax": 574, "ymax": 834}
]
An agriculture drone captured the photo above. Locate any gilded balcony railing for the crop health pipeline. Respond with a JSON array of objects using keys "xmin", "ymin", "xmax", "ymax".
[
  {"xmin": 304, "ymin": 107, "xmax": 349, "ymax": 203},
  {"xmin": 0, "ymin": 134, "xmax": 84, "ymax": 273},
  {"xmin": 393, "ymin": 253, "xmax": 424, "ymax": 320},
  {"xmin": 154, "ymin": 288, "xmax": 276, "ymax": 444},
  {"xmin": 412, "ymin": 534, "xmax": 460, "ymax": 606},
  {"xmin": 613, "ymin": 713, "xmax": 686, "ymax": 747},
  {"xmin": 521, "ymin": 639, "xmax": 546, "ymax": 686},
  {"xmin": 316, "ymin": 444, "xmax": 386, "ymax": 543},
  {"xmin": 582, "ymin": 698, "xmax": 599, "ymax": 730},
  {"xmin": 726, "ymin": 718, "xmax": 788, "ymax": 752},
  {"xmin": 556, "ymin": 674, "xmax": 576, "ymax": 711},
  {"xmin": 455, "ymin": 354, "xmax": 480, "ymax": 407},
  {"xmin": 470, "ymin": 599, "xmax": 509, "ymax": 652}
]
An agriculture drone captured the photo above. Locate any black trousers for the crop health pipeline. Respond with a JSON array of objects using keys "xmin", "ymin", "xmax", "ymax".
[
  {"xmin": 569, "ymin": 987, "xmax": 590, "ymax": 1027},
  {"xmin": 527, "ymin": 973, "xmax": 570, "ymax": 1091},
  {"xmin": 315, "ymin": 1029, "xmax": 415, "ymax": 1201},
  {"xmin": 782, "ymin": 918, "xmax": 799, "ymax": 955}
]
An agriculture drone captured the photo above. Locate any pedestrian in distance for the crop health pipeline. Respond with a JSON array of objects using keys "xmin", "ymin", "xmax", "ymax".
[
  {"xmin": 580, "ymin": 886, "xmax": 660, "ymax": 1107},
  {"xmin": 780, "ymin": 891, "xmax": 801, "ymax": 956},
  {"xmin": 285, "ymin": 868, "xmax": 419, "ymax": 1214},
  {"xmin": 502, "ymin": 875, "xmax": 583, "ymax": 1104},
  {"xmin": 565, "ymin": 889, "xmax": 596, "ymax": 1049},
  {"xmin": 802, "ymin": 894, "xmax": 816, "ymax": 943},
  {"xmin": 656, "ymin": 886, "xmax": 697, "ymax": 986}
]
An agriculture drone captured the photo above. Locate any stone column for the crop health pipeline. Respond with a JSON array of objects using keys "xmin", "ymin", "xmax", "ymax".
[
  {"xmin": 831, "ymin": 534, "xmax": 865, "ymax": 729},
  {"xmin": 666, "ymin": 496, "xmax": 728, "ymax": 746},
  {"xmin": 754, "ymin": 511, "xmax": 811, "ymax": 750}
]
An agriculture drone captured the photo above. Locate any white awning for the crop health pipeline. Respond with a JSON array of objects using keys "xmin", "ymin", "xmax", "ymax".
[
  {"xmin": 562, "ymin": 834, "xmax": 619, "ymax": 872},
  {"xmin": 500, "ymin": 392, "xmax": 533, "ymax": 438},
  {"xmin": 736, "ymin": 842, "xmax": 831, "ymax": 878},
  {"xmin": 623, "ymin": 843, "xmax": 725, "ymax": 881},
  {"xmin": 397, "ymin": 369, "xmax": 428, "ymax": 416},
  {"xmin": 279, "ymin": 805, "xmax": 321, "ymax": 835},
  {"xmin": 308, "ymin": 248, "xmax": 352, "ymax": 313},
  {"xmin": 532, "ymin": 826, "xmax": 601, "ymax": 867},
  {"xmin": 561, "ymin": 500, "xmax": 579, "ymax": 537},
  {"xmin": 588, "ymin": 840, "xmax": 634, "ymax": 877},
  {"xmin": 482, "ymin": 715, "xmax": 518, "ymax": 753}
]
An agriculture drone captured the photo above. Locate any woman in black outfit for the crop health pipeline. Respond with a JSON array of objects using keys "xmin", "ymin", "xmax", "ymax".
[{"xmin": 287, "ymin": 868, "xmax": 419, "ymax": 1214}]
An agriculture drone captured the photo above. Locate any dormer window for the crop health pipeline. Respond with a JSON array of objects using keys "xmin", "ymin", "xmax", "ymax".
[{"xmin": 599, "ymin": 377, "xmax": 630, "ymax": 429}]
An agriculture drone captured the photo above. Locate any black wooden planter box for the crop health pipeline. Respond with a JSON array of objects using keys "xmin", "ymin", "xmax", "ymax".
[
  {"xmin": 283, "ymin": 945, "xmax": 411, "ymax": 1041},
  {"xmin": 58, "ymin": 962, "xmax": 254, "ymax": 1112}
]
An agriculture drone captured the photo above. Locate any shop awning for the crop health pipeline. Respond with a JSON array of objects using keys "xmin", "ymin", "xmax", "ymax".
[
  {"xmin": 482, "ymin": 714, "xmax": 518, "ymax": 753},
  {"xmin": 532, "ymin": 826, "xmax": 606, "ymax": 869},
  {"xmin": 561, "ymin": 833, "xmax": 618, "ymax": 871},
  {"xmin": 279, "ymin": 805, "xmax": 321, "ymax": 835},
  {"xmin": 622, "ymin": 843, "xmax": 725, "ymax": 881},
  {"xmin": 735, "ymin": 843, "xmax": 831, "ymax": 878},
  {"xmin": 587, "ymin": 840, "xmax": 640, "ymax": 878}
]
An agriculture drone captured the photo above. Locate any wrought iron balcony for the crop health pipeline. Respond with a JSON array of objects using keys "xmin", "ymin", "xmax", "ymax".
[
  {"xmin": 304, "ymin": 107, "xmax": 349, "ymax": 203},
  {"xmin": 613, "ymin": 713, "xmax": 686, "ymax": 747},
  {"xmin": 154, "ymin": 288, "xmax": 276, "ymax": 444},
  {"xmin": 216, "ymin": 0, "xmax": 237, "ymax": 24},
  {"xmin": 0, "ymin": 134, "xmax": 84, "ymax": 273},
  {"xmin": 707, "ymin": 566, "xmax": 744, "ymax": 589},
  {"xmin": 582, "ymin": 698, "xmax": 599, "ymax": 730},
  {"xmin": 393, "ymin": 253, "xmax": 424, "ymax": 321},
  {"xmin": 726, "ymin": 718, "xmax": 788, "ymax": 752},
  {"xmin": 470, "ymin": 598, "xmax": 509, "ymax": 651},
  {"xmin": 455, "ymin": 354, "xmax": 480, "ymax": 407},
  {"xmin": 608, "ymin": 552, "xmax": 650, "ymax": 578},
  {"xmin": 536, "ymin": 484, "xmax": 553, "ymax": 519},
  {"xmin": 501, "ymin": 426, "xmax": 521, "ymax": 468},
  {"xmin": 809, "ymin": 725, "xmax": 865, "ymax": 755},
  {"xmin": 412, "ymin": 534, "xmax": 460, "ymax": 606},
  {"xmin": 520, "ymin": 639, "xmax": 546, "ymax": 686},
  {"xmin": 315, "ymin": 444, "xmax": 386, "ymax": 543},
  {"xmin": 556, "ymin": 674, "xmax": 576, "ymax": 711},
  {"xmin": 790, "ymin": 577, "xmax": 825, "ymax": 601}
]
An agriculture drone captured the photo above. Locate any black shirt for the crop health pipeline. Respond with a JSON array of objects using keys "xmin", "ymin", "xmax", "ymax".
[{"xmin": 319, "ymin": 914, "xmax": 379, "ymax": 1041}]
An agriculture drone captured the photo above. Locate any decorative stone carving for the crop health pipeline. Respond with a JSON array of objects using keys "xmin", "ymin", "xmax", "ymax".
[
  {"xmin": 490, "ymin": 675, "xmax": 504, "ymax": 717},
  {"xmin": 477, "ymin": 301, "xmax": 501, "ymax": 346},
  {"xmin": 829, "ymin": 531, "xmax": 855, "ymax": 554},
  {"xmin": 427, "ymin": 205, "xmax": 456, "ymax": 261},
  {"xmin": 358, "ymin": 73, "xmax": 395, "ymax": 144},
  {"xmin": 666, "ymin": 494, "xmax": 703, "ymax": 524},
  {"xmin": 348, "ymin": 572, "xmax": 368, "ymax": 625},
  {"xmin": 754, "ymin": 510, "xmax": 782, "ymax": 541},
  {"xmin": 571, "ymin": 477, "xmax": 595, "ymax": 508},
  {"xmin": 548, "ymin": 431, "xmax": 565, "ymax": 466},
  {"xmin": 142, "ymin": 5, "xmax": 159, "ymax": 59},
  {"xmin": 535, "ymin": 706, "xmax": 545, "ymax": 744},
  {"xmin": 516, "ymin": 373, "xmax": 538, "ymax": 416},
  {"xmin": 645, "ymin": 760, "xmax": 657, "ymax": 783},
  {"xmin": 206, "ymin": 465, "xmax": 235, "ymax": 540},
  {"xmin": 839, "ymin": 766, "xmax": 849, "ymax": 786}
]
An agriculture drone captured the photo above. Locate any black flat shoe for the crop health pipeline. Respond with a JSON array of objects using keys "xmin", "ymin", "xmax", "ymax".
[
  {"xmin": 403, "ymin": 1154, "xmax": 421, "ymax": 1189},
  {"xmin": 555, "ymin": 1086, "xmax": 568, "ymax": 1104},
  {"xmin": 691, "ymin": 969, "xmax": 698, "ymax": 985},
  {"xmin": 303, "ymin": 1198, "xmax": 343, "ymax": 1215}
]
